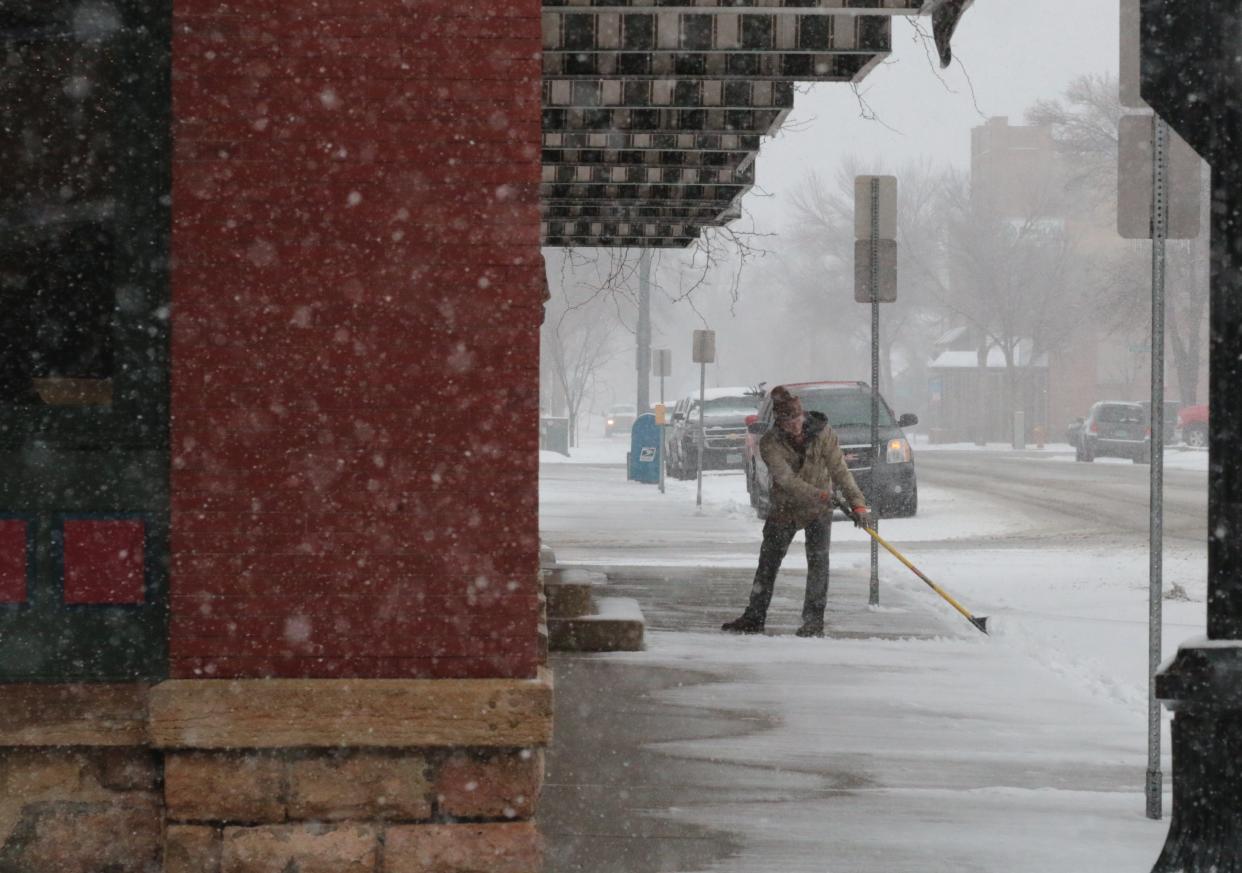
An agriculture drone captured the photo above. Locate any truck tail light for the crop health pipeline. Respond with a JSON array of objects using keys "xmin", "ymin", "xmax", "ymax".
[{"xmin": 1090, "ymin": 421, "xmax": 1099, "ymax": 433}]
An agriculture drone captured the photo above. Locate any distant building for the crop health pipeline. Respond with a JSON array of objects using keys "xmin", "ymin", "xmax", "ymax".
[{"xmin": 930, "ymin": 117, "xmax": 1206, "ymax": 445}]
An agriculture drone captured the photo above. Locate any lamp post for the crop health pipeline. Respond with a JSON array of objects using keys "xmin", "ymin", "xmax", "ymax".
[{"xmin": 1138, "ymin": 3, "xmax": 1242, "ymax": 869}]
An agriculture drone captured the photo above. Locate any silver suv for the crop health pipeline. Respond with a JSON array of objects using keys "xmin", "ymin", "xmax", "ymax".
[
  {"xmin": 1074, "ymin": 401, "xmax": 1151, "ymax": 463},
  {"xmin": 665, "ymin": 388, "xmax": 759, "ymax": 479}
]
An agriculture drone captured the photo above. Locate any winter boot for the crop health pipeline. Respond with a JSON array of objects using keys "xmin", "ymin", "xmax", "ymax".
[
  {"xmin": 795, "ymin": 620, "xmax": 825, "ymax": 638},
  {"xmin": 721, "ymin": 614, "xmax": 765, "ymax": 634}
]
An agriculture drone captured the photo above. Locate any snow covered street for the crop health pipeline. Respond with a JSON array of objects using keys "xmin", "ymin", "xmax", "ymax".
[{"xmin": 539, "ymin": 439, "xmax": 1208, "ymax": 871}]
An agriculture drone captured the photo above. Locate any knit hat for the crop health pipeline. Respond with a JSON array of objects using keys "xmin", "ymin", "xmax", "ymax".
[{"xmin": 770, "ymin": 386, "xmax": 803, "ymax": 422}]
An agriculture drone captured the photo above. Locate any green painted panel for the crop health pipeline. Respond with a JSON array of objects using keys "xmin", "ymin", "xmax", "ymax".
[{"xmin": 0, "ymin": 0, "xmax": 171, "ymax": 680}]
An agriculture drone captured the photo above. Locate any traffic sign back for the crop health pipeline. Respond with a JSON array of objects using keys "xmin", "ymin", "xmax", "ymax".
[{"xmin": 855, "ymin": 175, "xmax": 897, "ymax": 240}]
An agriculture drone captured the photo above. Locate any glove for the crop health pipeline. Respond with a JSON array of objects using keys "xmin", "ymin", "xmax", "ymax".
[{"xmin": 851, "ymin": 506, "xmax": 871, "ymax": 528}]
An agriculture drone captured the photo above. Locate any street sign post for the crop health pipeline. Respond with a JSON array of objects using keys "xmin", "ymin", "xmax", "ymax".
[
  {"xmin": 691, "ymin": 330, "xmax": 716, "ymax": 508},
  {"xmin": 1119, "ymin": 0, "xmax": 1144, "ymax": 110},
  {"xmin": 854, "ymin": 239, "xmax": 897, "ymax": 303},
  {"xmin": 1143, "ymin": 114, "xmax": 1172, "ymax": 822},
  {"xmin": 1118, "ymin": 115, "xmax": 1201, "ymax": 240},
  {"xmin": 1120, "ymin": 12, "xmax": 1204, "ymax": 810},
  {"xmin": 1118, "ymin": 10, "xmax": 1202, "ymax": 812},
  {"xmin": 691, "ymin": 331, "xmax": 715, "ymax": 365},
  {"xmin": 653, "ymin": 348, "xmax": 672, "ymax": 403},
  {"xmin": 855, "ymin": 175, "xmax": 897, "ymax": 607},
  {"xmin": 637, "ymin": 249, "xmax": 652, "ymax": 413},
  {"xmin": 854, "ymin": 175, "xmax": 897, "ymax": 240},
  {"xmin": 1120, "ymin": 1, "xmax": 1205, "ymax": 818},
  {"xmin": 653, "ymin": 349, "xmax": 672, "ymax": 495}
]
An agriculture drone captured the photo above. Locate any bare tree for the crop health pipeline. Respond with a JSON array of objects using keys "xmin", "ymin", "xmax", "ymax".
[
  {"xmin": 785, "ymin": 159, "xmax": 952, "ymax": 399},
  {"xmin": 542, "ymin": 288, "xmax": 623, "ymax": 448},
  {"xmin": 550, "ymin": 215, "xmax": 775, "ymax": 327},
  {"xmin": 1027, "ymin": 73, "xmax": 1124, "ymax": 207},
  {"xmin": 936, "ymin": 169, "xmax": 1089, "ymax": 436}
]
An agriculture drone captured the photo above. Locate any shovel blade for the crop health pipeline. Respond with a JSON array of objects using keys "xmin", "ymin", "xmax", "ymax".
[{"xmin": 970, "ymin": 615, "xmax": 990, "ymax": 635}]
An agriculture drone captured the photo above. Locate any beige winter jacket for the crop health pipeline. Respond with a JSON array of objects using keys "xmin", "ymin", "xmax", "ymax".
[{"xmin": 761, "ymin": 412, "xmax": 868, "ymax": 527}]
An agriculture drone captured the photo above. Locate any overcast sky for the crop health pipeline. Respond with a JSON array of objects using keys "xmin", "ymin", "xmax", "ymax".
[
  {"xmin": 591, "ymin": 2, "xmax": 1126, "ymax": 407},
  {"xmin": 627, "ymin": 2, "xmax": 1125, "ymax": 399},
  {"xmin": 745, "ymin": 0, "xmax": 1121, "ymax": 228}
]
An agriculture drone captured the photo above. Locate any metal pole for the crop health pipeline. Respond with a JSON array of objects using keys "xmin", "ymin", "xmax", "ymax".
[
  {"xmin": 637, "ymin": 249, "xmax": 652, "ymax": 414},
  {"xmin": 1146, "ymin": 114, "xmax": 1169, "ymax": 822},
  {"xmin": 696, "ymin": 360, "xmax": 706, "ymax": 507},
  {"xmin": 869, "ymin": 178, "xmax": 880, "ymax": 607},
  {"xmin": 659, "ymin": 375, "xmax": 666, "ymax": 494}
]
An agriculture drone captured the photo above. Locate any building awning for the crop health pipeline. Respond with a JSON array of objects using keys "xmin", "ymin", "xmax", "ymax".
[{"xmin": 539, "ymin": 1, "xmax": 951, "ymax": 248}]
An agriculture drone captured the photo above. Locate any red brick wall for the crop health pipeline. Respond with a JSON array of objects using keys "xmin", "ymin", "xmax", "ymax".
[{"xmin": 168, "ymin": 0, "xmax": 543, "ymax": 679}]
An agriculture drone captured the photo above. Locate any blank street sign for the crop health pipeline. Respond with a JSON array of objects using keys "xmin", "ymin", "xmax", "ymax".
[
  {"xmin": 1118, "ymin": 115, "xmax": 1202, "ymax": 240},
  {"xmin": 854, "ymin": 175, "xmax": 897, "ymax": 240},
  {"xmin": 855, "ymin": 239, "xmax": 897, "ymax": 303},
  {"xmin": 692, "ymin": 330, "xmax": 716, "ymax": 364},
  {"xmin": 1119, "ymin": 0, "xmax": 1145, "ymax": 109},
  {"xmin": 653, "ymin": 348, "xmax": 672, "ymax": 378}
]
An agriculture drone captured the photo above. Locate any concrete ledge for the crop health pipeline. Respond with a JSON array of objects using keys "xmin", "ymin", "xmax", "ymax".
[
  {"xmin": 0, "ymin": 684, "xmax": 150, "ymax": 747},
  {"xmin": 543, "ymin": 567, "xmax": 608, "ymax": 619},
  {"xmin": 549, "ymin": 597, "xmax": 645, "ymax": 653},
  {"xmin": 545, "ymin": 581, "xmax": 596, "ymax": 619},
  {"xmin": 148, "ymin": 671, "xmax": 553, "ymax": 750},
  {"xmin": 540, "ymin": 545, "xmax": 557, "ymax": 567}
]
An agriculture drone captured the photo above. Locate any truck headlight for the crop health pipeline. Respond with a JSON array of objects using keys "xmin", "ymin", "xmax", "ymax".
[{"xmin": 886, "ymin": 437, "xmax": 912, "ymax": 463}]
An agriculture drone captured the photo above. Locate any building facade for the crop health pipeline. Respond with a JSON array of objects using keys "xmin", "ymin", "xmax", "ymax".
[
  {"xmin": 0, "ymin": 1, "xmax": 964, "ymax": 869},
  {"xmin": 928, "ymin": 116, "xmax": 1207, "ymax": 445},
  {"xmin": 1, "ymin": 1, "xmax": 550, "ymax": 869}
]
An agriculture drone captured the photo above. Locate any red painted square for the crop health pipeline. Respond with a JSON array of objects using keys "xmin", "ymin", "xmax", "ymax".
[
  {"xmin": 63, "ymin": 520, "xmax": 146, "ymax": 605},
  {"xmin": 0, "ymin": 520, "xmax": 28, "ymax": 604}
]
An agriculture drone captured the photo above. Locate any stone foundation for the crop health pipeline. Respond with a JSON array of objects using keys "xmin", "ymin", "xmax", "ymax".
[
  {"xmin": 0, "ymin": 675, "xmax": 551, "ymax": 873},
  {"xmin": 0, "ymin": 748, "xmax": 163, "ymax": 873}
]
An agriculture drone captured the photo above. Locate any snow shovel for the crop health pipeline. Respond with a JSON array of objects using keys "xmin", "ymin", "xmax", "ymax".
[{"xmin": 838, "ymin": 499, "xmax": 989, "ymax": 636}]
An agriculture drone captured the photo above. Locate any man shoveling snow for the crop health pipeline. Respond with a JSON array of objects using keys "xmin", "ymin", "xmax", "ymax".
[{"xmin": 722, "ymin": 385, "xmax": 871, "ymax": 638}]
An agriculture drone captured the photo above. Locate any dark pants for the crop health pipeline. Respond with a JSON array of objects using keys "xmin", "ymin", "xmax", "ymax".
[{"xmin": 742, "ymin": 516, "xmax": 832, "ymax": 625}]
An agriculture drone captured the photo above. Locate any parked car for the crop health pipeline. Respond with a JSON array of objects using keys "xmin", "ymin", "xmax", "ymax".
[
  {"xmin": 1074, "ymin": 401, "xmax": 1151, "ymax": 463},
  {"xmin": 1066, "ymin": 417, "xmax": 1085, "ymax": 448},
  {"xmin": 604, "ymin": 404, "xmax": 637, "ymax": 437},
  {"xmin": 665, "ymin": 387, "xmax": 760, "ymax": 479},
  {"xmin": 1140, "ymin": 400, "xmax": 1181, "ymax": 444},
  {"xmin": 745, "ymin": 381, "xmax": 919, "ymax": 518},
  {"xmin": 1178, "ymin": 404, "xmax": 1208, "ymax": 447}
]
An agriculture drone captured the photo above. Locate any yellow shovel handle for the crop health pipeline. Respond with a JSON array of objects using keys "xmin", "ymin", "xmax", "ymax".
[{"xmin": 860, "ymin": 523, "xmax": 983, "ymax": 626}]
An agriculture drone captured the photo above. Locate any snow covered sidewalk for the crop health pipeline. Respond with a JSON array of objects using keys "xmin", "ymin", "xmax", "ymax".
[
  {"xmin": 540, "ymin": 451, "xmax": 1189, "ymax": 871},
  {"xmin": 545, "ymin": 566, "xmax": 1171, "ymax": 872},
  {"xmin": 604, "ymin": 629, "xmax": 1166, "ymax": 872}
]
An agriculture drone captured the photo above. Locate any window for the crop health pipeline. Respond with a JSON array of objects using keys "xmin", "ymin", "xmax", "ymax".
[
  {"xmin": 1, "ymin": 1, "xmax": 161, "ymax": 410},
  {"xmin": 1098, "ymin": 404, "xmax": 1146, "ymax": 424},
  {"xmin": 0, "ymin": 0, "xmax": 170, "ymax": 681},
  {"xmin": 799, "ymin": 390, "xmax": 898, "ymax": 428},
  {"xmin": 698, "ymin": 396, "xmax": 760, "ymax": 417}
]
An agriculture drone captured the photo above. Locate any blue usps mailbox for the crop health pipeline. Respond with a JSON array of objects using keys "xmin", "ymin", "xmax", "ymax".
[{"xmin": 628, "ymin": 413, "xmax": 662, "ymax": 484}]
